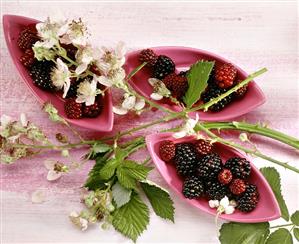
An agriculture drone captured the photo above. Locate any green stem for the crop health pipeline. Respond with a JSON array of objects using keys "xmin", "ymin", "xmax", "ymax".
[
  {"xmin": 126, "ymin": 62, "xmax": 147, "ymax": 80},
  {"xmin": 188, "ymin": 68, "xmax": 268, "ymax": 112},
  {"xmin": 270, "ymin": 223, "xmax": 294, "ymax": 229},
  {"xmin": 201, "ymin": 122, "xmax": 299, "ymax": 150},
  {"xmin": 196, "ymin": 123, "xmax": 299, "ymax": 174}
]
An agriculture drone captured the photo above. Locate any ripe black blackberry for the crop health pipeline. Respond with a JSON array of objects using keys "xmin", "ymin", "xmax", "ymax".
[
  {"xmin": 205, "ymin": 181, "xmax": 228, "ymax": 200},
  {"xmin": 224, "ymin": 157, "xmax": 251, "ymax": 179},
  {"xmin": 179, "ymin": 70, "xmax": 188, "ymax": 77},
  {"xmin": 18, "ymin": 24, "xmax": 39, "ymax": 51},
  {"xmin": 153, "ymin": 55, "xmax": 175, "ymax": 79},
  {"xmin": 174, "ymin": 143, "xmax": 199, "ymax": 177},
  {"xmin": 30, "ymin": 61, "xmax": 56, "ymax": 91},
  {"xmin": 182, "ymin": 175, "xmax": 205, "ymax": 199},
  {"xmin": 65, "ymin": 79, "xmax": 80, "ymax": 98},
  {"xmin": 201, "ymin": 84, "xmax": 233, "ymax": 112},
  {"xmin": 139, "ymin": 49, "xmax": 158, "ymax": 67},
  {"xmin": 197, "ymin": 153, "xmax": 223, "ymax": 179},
  {"xmin": 237, "ymin": 184, "xmax": 259, "ymax": 212}
]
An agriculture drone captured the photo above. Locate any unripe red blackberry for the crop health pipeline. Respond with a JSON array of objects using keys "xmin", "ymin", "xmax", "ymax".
[
  {"xmin": 218, "ymin": 169, "xmax": 233, "ymax": 185},
  {"xmin": 139, "ymin": 49, "xmax": 158, "ymax": 67},
  {"xmin": 215, "ymin": 63, "xmax": 237, "ymax": 89},
  {"xmin": 18, "ymin": 24, "xmax": 39, "ymax": 51},
  {"xmin": 83, "ymin": 98, "xmax": 103, "ymax": 118},
  {"xmin": 229, "ymin": 179, "xmax": 246, "ymax": 195},
  {"xmin": 162, "ymin": 73, "xmax": 188, "ymax": 100},
  {"xmin": 159, "ymin": 140, "xmax": 176, "ymax": 162},
  {"xmin": 234, "ymin": 80, "xmax": 248, "ymax": 99},
  {"xmin": 20, "ymin": 48, "xmax": 35, "ymax": 68},
  {"xmin": 64, "ymin": 98, "xmax": 83, "ymax": 119},
  {"xmin": 194, "ymin": 139, "xmax": 213, "ymax": 157}
]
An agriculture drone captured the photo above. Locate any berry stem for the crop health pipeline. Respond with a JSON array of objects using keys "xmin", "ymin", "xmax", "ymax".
[
  {"xmin": 196, "ymin": 123, "xmax": 299, "ymax": 174},
  {"xmin": 270, "ymin": 223, "xmax": 294, "ymax": 229},
  {"xmin": 126, "ymin": 62, "xmax": 147, "ymax": 80},
  {"xmin": 200, "ymin": 121, "xmax": 299, "ymax": 150},
  {"xmin": 188, "ymin": 68, "xmax": 268, "ymax": 113}
]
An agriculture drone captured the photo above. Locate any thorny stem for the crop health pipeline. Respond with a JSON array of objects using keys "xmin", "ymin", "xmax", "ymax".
[
  {"xmin": 196, "ymin": 123, "xmax": 299, "ymax": 174},
  {"xmin": 188, "ymin": 68, "xmax": 268, "ymax": 112},
  {"xmin": 200, "ymin": 122, "xmax": 299, "ymax": 150}
]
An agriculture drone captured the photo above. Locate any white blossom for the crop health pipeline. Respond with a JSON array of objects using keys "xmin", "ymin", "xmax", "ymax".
[
  {"xmin": 96, "ymin": 68, "xmax": 126, "ymax": 88},
  {"xmin": 113, "ymin": 93, "xmax": 145, "ymax": 115},
  {"xmin": 173, "ymin": 114, "xmax": 199, "ymax": 139},
  {"xmin": 148, "ymin": 78, "xmax": 171, "ymax": 100},
  {"xmin": 209, "ymin": 196, "xmax": 236, "ymax": 215},
  {"xmin": 32, "ymin": 41, "xmax": 56, "ymax": 61},
  {"xmin": 76, "ymin": 78, "xmax": 99, "ymax": 106},
  {"xmin": 75, "ymin": 45, "xmax": 95, "ymax": 75},
  {"xmin": 51, "ymin": 58, "xmax": 71, "ymax": 98},
  {"xmin": 44, "ymin": 160, "xmax": 68, "ymax": 181},
  {"xmin": 59, "ymin": 19, "xmax": 88, "ymax": 46},
  {"xmin": 0, "ymin": 115, "xmax": 12, "ymax": 131},
  {"xmin": 69, "ymin": 211, "xmax": 88, "ymax": 231}
]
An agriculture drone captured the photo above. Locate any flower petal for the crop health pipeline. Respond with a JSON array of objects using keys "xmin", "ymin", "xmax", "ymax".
[
  {"xmin": 75, "ymin": 63, "xmax": 88, "ymax": 75},
  {"xmin": 224, "ymin": 205, "xmax": 235, "ymax": 215},
  {"xmin": 150, "ymin": 93, "xmax": 163, "ymax": 100},
  {"xmin": 62, "ymin": 79, "xmax": 71, "ymax": 98},
  {"xmin": 97, "ymin": 76, "xmax": 113, "ymax": 87},
  {"xmin": 134, "ymin": 99, "xmax": 145, "ymax": 110},
  {"xmin": 122, "ymin": 95, "xmax": 136, "ymax": 110},
  {"xmin": 47, "ymin": 170, "xmax": 62, "ymax": 181},
  {"xmin": 20, "ymin": 113, "xmax": 28, "ymax": 127},
  {"xmin": 173, "ymin": 130, "xmax": 187, "ymax": 139},
  {"xmin": 148, "ymin": 78, "xmax": 160, "ymax": 86},
  {"xmin": 113, "ymin": 106, "xmax": 128, "ymax": 115},
  {"xmin": 44, "ymin": 160, "xmax": 56, "ymax": 170},
  {"xmin": 220, "ymin": 196, "xmax": 230, "ymax": 208},
  {"xmin": 0, "ymin": 114, "xmax": 12, "ymax": 127},
  {"xmin": 209, "ymin": 200, "xmax": 220, "ymax": 208}
]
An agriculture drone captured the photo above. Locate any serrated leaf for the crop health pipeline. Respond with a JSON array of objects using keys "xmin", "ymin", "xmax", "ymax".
[
  {"xmin": 116, "ymin": 166, "xmax": 137, "ymax": 190},
  {"xmin": 112, "ymin": 193, "xmax": 149, "ymax": 242},
  {"xmin": 112, "ymin": 182, "xmax": 132, "ymax": 208},
  {"xmin": 266, "ymin": 228, "xmax": 293, "ymax": 244},
  {"xmin": 293, "ymin": 228, "xmax": 299, "ymax": 241},
  {"xmin": 260, "ymin": 167, "xmax": 289, "ymax": 221},
  {"xmin": 140, "ymin": 180, "xmax": 174, "ymax": 222},
  {"xmin": 291, "ymin": 211, "xmax": 299, "ymax": 226},
  {"xmin": 183, "ymin": 60, "xmax": 214, "ymax": 108},
  {"xmin": 99, "ymin": 158, "xmax": 119, "ymax": 180},
  {"xmin": 219, "ymin": 222, "xmax": 270, "ymax": 244},
  {"xmin": 84, "ymin": 152, "xmax": 112, "ymax": 190},
  {"xmin": 92, "ymin": 143, "xmax": 111, "ymax": 154},
  {"xmin": 123, "ymin": 160, "xmax": 152, "ymax": 180}
]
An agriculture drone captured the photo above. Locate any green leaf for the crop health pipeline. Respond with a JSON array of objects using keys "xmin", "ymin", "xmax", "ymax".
[
  {"xmin": 123, "ymin": 160, "xmax": 152, "ymax": 180},
  {"xmin": 291, "ymin": 211, "xmax": 299, "ymax": 226},
  {"xmin": 219, "ymin": 222, "xmax": 270, "ymax": 244},
  {"xmin": 112, "ymin": 193, "xmax": 149, "ymax": 242},
  {"xmin": 293, "ymin": 228, "xmax": 299, "ymax": 241},
  {"xmin": 116, "ymin": 166, "xmax": 137, "ymax": 190},
  {"xmin": 183, "ymin": 60, "xmax": 214, "ymax": 108},
  {"xmin": 112, "ymin": 182, "xmax": 132, "ymax": 208},
  {"xmin": 266, "ymin": 228, "xmax": 293, "ymax": 244},
  {"xmin": 99, "ymin": 158, "xmax": 119, "ymax": 180},
  {"xmin": 260, "ymin": 167, "xmax": 289, "ymax": 221},
  {"xmin": 92, "ymin": 143, "xmax": 111, "ymax": 154},
  {"xmin": 84, "ymin": 153, "xmax": 111, "ymax": 190},
  {"xmin": 140, "ymin": 180, "xmax": 174, "ymax": 222}
]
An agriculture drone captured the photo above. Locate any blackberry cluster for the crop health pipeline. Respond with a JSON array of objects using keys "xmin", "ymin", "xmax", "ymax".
[
  {"xmin": 224, "ymin": 157, "xmax": 251, "ymax": 179},
  {"xmin": 197, "ymin": 153, "xmax": 222, "ymax": 179},
  {"xmin": 153, "ymin": 55, "xmax": 175, "ymax": 79},
  {"xmin": 30, "ymin": 61, "xmax": 56, "ymax": 91},
  {"xmin": 236, "ymin": 184, "xmax": 259, "ymax": 212},
  {"xmin": 183, "ymin": 175, "xmax": 205, "ymax": 199},
  {"xmin": 205, "ymin": 181, "xmax": 228, "ymax": 200},
  {"xmin": 174, "ymin": 143, "xmax": 199, "ymax": 177},
  {"xmin": 201, "ymin": 84, "xmax": 233, "ymax": 112}
]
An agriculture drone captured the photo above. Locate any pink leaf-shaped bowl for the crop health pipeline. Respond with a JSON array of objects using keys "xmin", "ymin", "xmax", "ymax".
[
  {"xmin": 125, "ymin": 47, "xmax": 266, "ymax": 121},
  {"xmin": 146, "ymin": 132, "xmax": 281, "ymax": 223},
  {"xmin": 3, "ymin": 15, "xmax": 114, "ymax": 131}
]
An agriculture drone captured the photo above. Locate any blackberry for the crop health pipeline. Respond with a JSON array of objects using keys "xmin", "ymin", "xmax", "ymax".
[
  {"xmin": 194, "ymin": 139, "xmax": 213, "ymax": 157},
  {"xmin": 162, "ymin": 73, "xmax": 188, "ymax": 99},
  {"xmin": 139, "ymin": 49, "xmax": 158, "ymax": 67},
  {"xmin": 197, "ymin": 153, "xmax": 222, "ymax": 179},
  {"xmin": 153, "ymin": 55, "xmax": 175, "ymax": 79},
  {"xmin": 179, "ymin": 70, "xmax": 188, "ymax": 77},
  {"xmin": 66, "ymin": 78, "xmax": 80, "ymax": 98},
  {"xmin": 205, "ymin": 181, "xmax": 228, "ymax": 200},
  {"xmin": 20, "ymin": 48, "xmax": 35, "ymax": 68},
  {"xmin": 182, "ymin": 175, "xmax": 205, "ymax": 199},
  {"xmin": 83, "ymin": 97, "xmax": 103, "ymax": 118},
  {"xmin": 30, "ymin": 60, "xmax": 56, "ymax": 91},
  {"xmin": 215, "ymin": 63, "xmax": 237, "ymax": 89},
  {"xmin": 174, "ymin": 143, "xmax": 199, "ymax": 177},
  {"xmin": 64, "ymin": 98, "xmax": 83, "ymax": 119},
  {"xmin": 234, "ymin": 80, "xmax": 248, "ymax": 99},
  {"xmin": 18, "ymin": 24, "xmax": 39, "ymax": 51},
  {"xmin": 224, "ymin": 157, "xmax": 251, "ymax": 179},
  {"xmin": 159, "ymin": 140, "xmax": 176, "ymax": 162},
  {"xmin": 218, "ymin": 169, "xmax": 233, "ymax": 185},
  {"xmin": 229, "ymin": 179, "xmax": 246, "ymax": 195},
  {"xmin": 237, "ymin": 184, "xmax": 259, "ymax": 212},
  {"xmin": 201, "ymin": 84, "xmax": 233, "ymax": 112}
]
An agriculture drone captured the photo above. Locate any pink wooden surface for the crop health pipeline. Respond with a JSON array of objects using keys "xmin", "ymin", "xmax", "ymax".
[{"xmin": 1, "ymin": 1, "xmax": 298, "ymax": 243}]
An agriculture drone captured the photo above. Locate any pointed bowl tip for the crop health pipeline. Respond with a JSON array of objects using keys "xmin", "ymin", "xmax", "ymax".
[
  {"xmin": 145, "ymin": 132, "xmax": 281, "ymax": 223},
  {"xmin": 3, "ymin": 15, "xmax": 114, "ymax": 132},
  {"xmin": 125, "ymin": 46, "xmax": 266, "ymax": 121}
]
